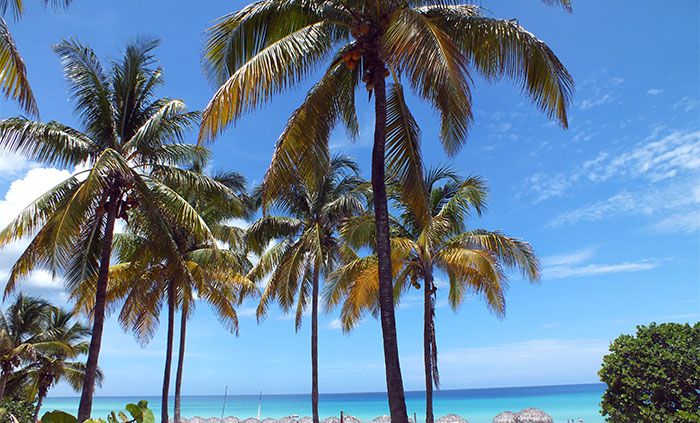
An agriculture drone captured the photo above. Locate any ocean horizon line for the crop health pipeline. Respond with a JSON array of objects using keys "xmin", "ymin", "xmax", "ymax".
[{"xmin": 47, "ymin": 382, "xmax": 606, "ymax": 399}]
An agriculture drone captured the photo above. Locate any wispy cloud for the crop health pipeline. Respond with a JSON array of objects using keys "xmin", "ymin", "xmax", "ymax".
[
  {"xmin": 646, "ymin": 88, "xmax": 664, "ymax": 96},
  {"xmin": 541, "ymin": 247, "xmax": 658, "ymax": 279},
  {"xmin": 672, "ymin": 96, "xmax": 699, "ymax": 112},
  {"xmin": 579, "ymin": 94, "xmax": 614, "ymax": 110},
  {"xmin": 521, "ymin": 128, "xmax": 700, "ymax": 232},
  {"xmin": 327, "ymin": 319, "xmax": 343, "ymax": 330}
]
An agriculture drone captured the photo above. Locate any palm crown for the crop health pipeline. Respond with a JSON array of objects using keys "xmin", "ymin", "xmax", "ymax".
[{"xmin": 0, "ymin": 37, "xmax": 220, "ymax": 420}]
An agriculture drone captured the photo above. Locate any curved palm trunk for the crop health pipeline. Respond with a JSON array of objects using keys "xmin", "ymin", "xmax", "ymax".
[
  {"xmin": 370, "ymin": 59, "xmax": 408, "ymax": 423},
  {"xmin": 0, "ymin": 362, "xmax": 11, "ymax": 399},
  {"xmin": 162, "ymin": 281, "xmax": 176, "ymax": 423},
  {"xmin": 174, "ymin": 303, "xmax": 188, "ymax": 423},
  {"xmin": 78, "ymin": 195, "xmax": 119, "ymax": 422},
  {"xmin": 311, "ymin": 266, "xmax": 320, "ymax": 423},
  {"xmin": 34, "ymin": 385, "xmax": 49, "ymax": 422},
  {"xmin": 423, "ymin": 272, "xmax": 437, "ymax": 423}
]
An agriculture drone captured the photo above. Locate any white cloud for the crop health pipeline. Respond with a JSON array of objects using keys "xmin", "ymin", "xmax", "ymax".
[
  {"xmin": 327, "ymin": 319, "xmax": 343, "ymax": 330},
  {"xmin": 646, "ymin": 88, "xmax": 663, "ymax": 96},
  {"xmin": 0, "ymin": 167, "xmax": 72, "ymax": 227},
  {"xmin": 521, "ymin": 128, "xmax": 700, "ymax": 233},
  {"xmin": 579, "ymin": 94, "xmax": 613, "ymax": 110},
  {"xmin": 400, "ymin": 338, "xmax": 610, "ymax": 388},
  {"xmin": 0, "ymin": 151, "xmax": 32, "ymax": 177},
  {"xmin": 0, "ymin": 167, "xmax": 72, "ymax": 296},
  {"xmin": 672, "ymin": 96, "xmax": 699, "ymax": 112},
  {"xmin": 541, "ymin": 247, "xmax": 658, "ymax": 279},
  {"xmin": 540, "ymin": 248, "xmax": 596, "ymax": 267}
]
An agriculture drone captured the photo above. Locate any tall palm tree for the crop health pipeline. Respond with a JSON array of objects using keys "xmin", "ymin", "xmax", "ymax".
[
  {"xmin": 25, "ymin": 307, "xmax": 100, "ymax": 422},
  {"xmin": 200, "ymin": 2, "xmax": 573, "ymax": 419},
  {"xmin": 0, "ymin": 295, "xmax": 53, "ymax": 399},
  {"xmin": 0, "ymin": 38, "xmax": 218, "ymax": 421},
  {"xmin": 79, "ymin": 161, "xmax": 256, "ymax": 423},
  {"xmin": 326, "ymin": 168, "xmax": 540, "ymax": 423},
  {"xmin": 246, "ymin": 156, "xmax": 365, "ymax": 423},
  {"xmin": 0, "ymin": 0, "xmax": 73, "ymax": 115}
]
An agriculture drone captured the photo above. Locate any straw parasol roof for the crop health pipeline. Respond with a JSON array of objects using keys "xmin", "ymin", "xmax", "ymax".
[
  {"xmin": 436, "ymin": 414, "xmax": 469, "ymax": 423},
  {"xmin": 341, "ymin": 416, "xmax": 361, "ymax": 423},
  {"xmin": 260, "ymin": 419, "xmax": 278, "ymax": 423},
  {"xmin": 322, "ymin": 418, "xmax": 340, "ymax": 423},
  {"xmin": 369, "ymin": 416, "xmax": 392, "ymax": 423},
  {"xmin": 205, "ymin": 418, "xmax": 221, "ymax": 423},
  {"xmin": 223, "ymin": 417, "xmax": 241, "ymax": 423},
  {"xmin": 298, "ymin": 418, "xmax": 313, "ymax": 423},
  {"xmin": 278, "ymin": 418, "xmax": 298, "ymax": 423},
  {"xmin": 492, "ymin": 411, "xmax": 517, "ymax": 423},
  {"xmin": 515, "ymin": 409, "xmax": 553, "ymax": 423},
  {"xmin": 241, "ymin": 419, "xmax": 260, "ymax": 423}
]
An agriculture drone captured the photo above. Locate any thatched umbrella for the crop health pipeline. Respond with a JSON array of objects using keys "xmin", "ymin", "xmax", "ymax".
[
  {"xmin": 436, "ymin": 414, "xmax": 469, "ymax": 423},
  {"xmin": 205, "ymin": 418, "xmax": 221, "ymax": 423},
  {"xmin": 515, "ymin": 409, "xmax": 553, "ymax": 423},
  {"xmin": 298, "ymin": 417, "xmax": 313, "ymax": 423},
  {"xmin": 241, "ymin": 419, "xmax": 260, "ymax": 423},
  {"xmin": 223, "ymin": 417, "xmax": 240, "ymax": 423},
  {"xmin": 492, "ymin": 411, "xmax": 517, "ymax": 423},
  {"xmin": 260, "ymin": 419, "xmax": 278, "ymax": 423},
  {"xmin": 342, "ymin": 416, "xmax": 361, "ymax": 423},
  {"xmin": 278, "ymin": 417, "xmax": 298, "ymax": 423},
  {"xmin": 322, "ymin": 418, "xmax": 340, "ymax": 423},
  {"xmin": 369, "ymin": 416, "xmax": 392, "ymax": 423}
]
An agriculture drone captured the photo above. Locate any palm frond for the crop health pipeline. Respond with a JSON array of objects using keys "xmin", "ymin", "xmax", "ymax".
[{"xmin": 0, "ymin": 18, "xmax": 37, "ymax": 115}]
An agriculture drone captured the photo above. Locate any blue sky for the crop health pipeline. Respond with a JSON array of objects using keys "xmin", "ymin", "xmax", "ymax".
[{"xmin": 0, "ymin": 0, "xmax": 698, "ymax": 398}]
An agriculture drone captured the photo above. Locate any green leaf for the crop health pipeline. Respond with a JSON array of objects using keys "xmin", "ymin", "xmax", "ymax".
[{"xmin": 41, "ymin": 411, "xmax": 78, "ymax": 423}]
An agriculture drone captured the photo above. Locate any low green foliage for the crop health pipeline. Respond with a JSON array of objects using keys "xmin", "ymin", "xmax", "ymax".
[
  {"xmin": 0, "ymin": 399, "xmax": 36, "ymax": 423},
  {"xmin": 40, "ymin": 400, "xmax": 154, "ymax": 423},
  {"xmin": 599, "ymin": 322, "xmax": 700, "ymax": 422}
]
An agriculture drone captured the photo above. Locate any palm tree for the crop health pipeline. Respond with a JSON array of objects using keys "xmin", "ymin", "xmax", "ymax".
[
  {"xmin": 326, "ymin": 168, "xmax": 540, "ymax": 423},
  {"xmin": 0, "ymin": 295, "xmax": 52, "ymax": 399},
  {"xmin": 200, "ymin": 2, "xmax": 573, "ymax": 419},
  {"xmin": 25, "ymin": 307, "xmax": 100, "ymax": 422},
  {"xmin": 246, "ymin": 156, "xmax": 365, "ymax": 423},
  {"xmin": 80, "ymin": 162, "xmax": 256, "ymax": 423},
  {"xmin": 0, "ymin": 0, "xmax": 74, "ymax": 115},
  {"xmin": 0, "ymin": 38, "xmax": 218, "ymax": 421}
]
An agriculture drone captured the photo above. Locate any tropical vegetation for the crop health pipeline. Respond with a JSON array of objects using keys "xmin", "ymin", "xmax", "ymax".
[
  {"xmin": 0, "ymin": 294, "xmax": 95, "ymax": 422},
  {"xmin": 247, "ymin": 155, "xmax": 365, "ymax": 423},
  {"xmin": 0, "ymin": 38, "xmax": 218, "ymax": 421},
  {"xmin": 0, "ymin": 1, "xmax": 585, "ymax": 422},
  {"xmin": 200, "ymin": 2, "xmax": 573, "ymax": 419},
  {"xmin": 326, "ymin": 168, "xmax": 540, "ymax": 423},
  {"xmin": 41, "ymin": 399, "xmax": 154, "ymax": 423},
  {"xmin": 599, "ymin": 322, "xmax": 700, "ymax": 422}
]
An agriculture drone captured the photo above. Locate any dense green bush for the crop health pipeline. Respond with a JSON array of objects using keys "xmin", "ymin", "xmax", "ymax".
[
  {"xmin": 41, "ymin": 400, "xmax": 154, "ymax": 423},
  {"xmin": 0, "ymin": 399, "xmax": 36, "ymax": 423},
  {"xmin": 599, "ymin": 322, "xmax": 700, "ymax": 422}
]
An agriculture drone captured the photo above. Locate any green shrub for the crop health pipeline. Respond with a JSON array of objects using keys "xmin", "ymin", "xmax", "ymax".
[
  {"xmin": 0, "ymin": 399, "xmax": 36, "ymax": 423},
  {"xmin": 41, "ymin": 400, "xmax": 154, "ymax": 423},
  {"xmin": 599, "ymin": 322, "xmax": 700, "ymax": 422}
]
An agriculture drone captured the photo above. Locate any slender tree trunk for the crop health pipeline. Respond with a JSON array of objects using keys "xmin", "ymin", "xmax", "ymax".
[
  {"xmin": 174, "ymin": 303, "xmax": 188, "ymax": 423},
  {"xmin": 34, "ymin": 388, "xmax": 48, "ymax": 422},
  {"xmin": 370, "ymin": 57, "xmax": 408, "ymax": 423},
  {"xmin": 311, "ymin": 266, "xmax": 320, "ymax": 423},
  {"xmin": 423, "ymin": 272, "xmax": 435, "ymax": 423},
  {"xmin": 0, "ymin": 363, "xmax": 10, "ymax": 399},
  {"xmin": 78, "ymin": 194, "xmax": 119, "ymax": 422},
  {"xmin": 162, "ymin": 281, "xmax": 176, "ymax": 423}
]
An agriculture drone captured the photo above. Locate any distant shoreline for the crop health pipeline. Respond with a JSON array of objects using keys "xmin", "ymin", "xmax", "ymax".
[{"xmin": 47, "ymin": 382, "xmax": 605, "ymax": 399}]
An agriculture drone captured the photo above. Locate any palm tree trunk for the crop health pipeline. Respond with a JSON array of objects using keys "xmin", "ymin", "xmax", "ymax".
[
  {"xmin": 162, "ymin": 281, "xmax": 176, "ymax": 423},
  {"xmin": 78, "ymin": 195, "xmax": 119, "ymax": 422},
  {"xmin": 174, "ymin": 303, "xmax": 188, "ymax": 423},
  {"xmin": 34, "ymin": 387, "xmax": 48, "ymax": 422},
  {"xmin": 0, "ymin": 363, "xmax": 10, "ymax": 399},
  {"xmin": 311, "ymin": 265, "xmax": 320, "ymax": 423},
  {"xmin": 423, "ymin": 272, "xmax": 435, "ymax": 423},
  {"xmin": 370, "ymin": 57, "xmax": 408, "ymax": 423}
]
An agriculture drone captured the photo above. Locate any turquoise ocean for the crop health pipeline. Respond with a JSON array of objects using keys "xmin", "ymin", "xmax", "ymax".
[{"xmin": 43, "ymin": 384, "xmax": 605, "ymax": 423}]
